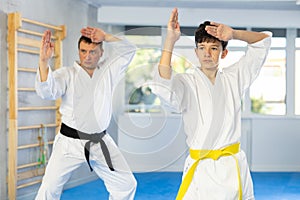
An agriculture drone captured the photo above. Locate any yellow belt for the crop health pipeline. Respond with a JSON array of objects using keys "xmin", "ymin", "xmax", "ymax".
[{"xmin": 176, "ymin": 143, "xmax": 242, "ymax": 200}]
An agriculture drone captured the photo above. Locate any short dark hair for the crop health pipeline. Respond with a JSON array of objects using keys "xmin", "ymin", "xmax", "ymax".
[
  {"xmin": 77, "ymin": 36, "xmax": 103, "ymax": 49},
  {"xmin": 195, "ymin": 21, "xmax": 228, "ymax": 50}
]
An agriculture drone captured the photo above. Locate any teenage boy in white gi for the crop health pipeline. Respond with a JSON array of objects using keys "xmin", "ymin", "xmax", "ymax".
[
  {"xmin": 35, "ymin": 27, "xmax": 137, "ymax": 200},
  {"xmin": 152, "ymin": 8, "xmax": 271, "ymax": 200}
]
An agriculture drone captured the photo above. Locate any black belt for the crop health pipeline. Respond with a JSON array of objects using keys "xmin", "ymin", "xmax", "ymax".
[{"xmin": 60, "ymin": 123, "xmax": 114, "ymax": 171}]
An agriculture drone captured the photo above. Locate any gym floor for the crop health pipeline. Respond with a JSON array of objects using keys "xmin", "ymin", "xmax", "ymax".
[{"xmin": 61, "ymin": 172, "xmax": 300, "ymax": 200}]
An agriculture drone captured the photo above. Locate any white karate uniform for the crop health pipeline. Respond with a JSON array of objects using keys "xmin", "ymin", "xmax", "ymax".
[
  {"xmin": 152, "ymin": 33, "xmax": 272, "ymax": 200},
  {"xmin": 35, "ymin": 38, "xmax": 137, "ymax": 200}
]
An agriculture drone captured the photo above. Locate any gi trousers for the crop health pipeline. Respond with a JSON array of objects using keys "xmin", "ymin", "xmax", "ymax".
[{"xmin": 35, "ymin": 132, "xmax": 137, "ymax": 200}]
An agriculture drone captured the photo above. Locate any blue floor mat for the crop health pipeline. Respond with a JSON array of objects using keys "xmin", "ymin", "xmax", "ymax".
[{"xmin": 61, "ymin": 172, "xmax": 300, "ymax": 200}]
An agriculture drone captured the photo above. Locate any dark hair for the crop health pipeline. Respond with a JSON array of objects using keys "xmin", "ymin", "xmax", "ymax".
[
  {"xmin": 195, "ymin": 21, "xmax": 228, "ymax": 50},
  {"xmin": 77, "ymin": 36, "xmax": 103, "ymax": 49}
]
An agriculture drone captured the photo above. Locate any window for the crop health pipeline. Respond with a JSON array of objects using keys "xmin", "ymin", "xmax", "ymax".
[
  {"xmin": 124, "ymin": 27, "xmax": 194, "ymax": 113},
  {"xmin": 125, "ymin": 47, "xmax": 162, "ymax": 113},
  {"xmin": 295, "ymin": 29, "xmax": 300, "ymax": 115},
  {"xmin": 124, "ymin": 28, "xmax": 162, "ymax": 113}
]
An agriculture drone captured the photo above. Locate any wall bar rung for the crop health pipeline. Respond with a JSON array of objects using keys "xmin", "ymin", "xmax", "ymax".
[
  {"xmin": 18, "ymin": 67, "xmax": 36, "ymax": 73},
  {"xmin": 22, "ymin": 18, "xmax": 63, "ymax": 31},
  {"xmin": 18, "ymin": 106, "xmax": 57, "ymax": 111},
  {"xmin": 17, "ymin": 162, "xmax": 42, "ymax": 169},
  {"xmin": 18, "ymin": 141, "xmax": 54, "ymax": 150},
  {"xmin": 18, "ymin": 28, "xmax": 57, "ymax": 39},
  {"xmin": 18, "ymin": 88, "xmax": 35, "ymax": 91},
  {"xmin": 17, "ymin": 180, "xmax": 42, "ymax": 189},
  {"xmin": 17, "ymin": 48, "xmax": 39, "ymax": 54},
  {"xmin": 17, "ymin": 167, "xmax": 45, "ymax": 181},
  {"xmin": 18, "ymin": 123, "xmax": 58, "ymax": 130}
]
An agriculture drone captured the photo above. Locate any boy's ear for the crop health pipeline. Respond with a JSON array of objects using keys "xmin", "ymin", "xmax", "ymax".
[
  {"xmin": 194, "ymin": 48, "xmax": 199, "ymax": 58},
  {"xmin": 221, "ymin": 49, "xmax": 228, "ymax": 59}
]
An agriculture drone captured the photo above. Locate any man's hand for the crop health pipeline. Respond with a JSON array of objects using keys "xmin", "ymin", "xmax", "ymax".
[
  {"xmin": 205, "ymin": 21, "xmax": 234, "ymax": 42},
  {"xmin": 40, "ymin": 30, "xmax": 54, "ymax": 64},
  {"xmin": 81, "ymin": 27, "xmax": 106, "ymax": 43},
  {"xmin": 39, "ymin": 30, "xmax": 54, "ymax": 82}
]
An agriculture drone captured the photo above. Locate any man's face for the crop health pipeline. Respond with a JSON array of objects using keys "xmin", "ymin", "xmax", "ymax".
[
  {"xmin": 79, "ymin": 41, "xmax": 103, "ymax": 70},
  {"xmin": 195, "ymin": 41, "xmax": 227, "ymax": 70}
]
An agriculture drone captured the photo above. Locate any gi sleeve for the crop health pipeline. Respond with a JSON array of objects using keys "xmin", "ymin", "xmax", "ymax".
[
  {"xmin": 35, "ymin": 67, "xmax": 67, "ymax": 100},
  {"xmin": 226, "ymin": 31, "xmax": 272, "ymax": 97},
  {"xmin": 102, "ymin": 36, "xmax": 136, "ymax": 85},
  {"xmin": 150, "ymin": 66, "xmax": 183, "ymax": 113}
]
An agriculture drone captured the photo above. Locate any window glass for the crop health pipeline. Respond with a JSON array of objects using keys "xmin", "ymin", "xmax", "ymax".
[
  {"xmin": 125, "ymin": 31, "xmax": 163, "ymax": 113},
  {"xmin": 295, "ymin": 31, "xmax": 300, "ymax": 115},
  {"xmin": 125, "ymin": 34, "xmax": 195, "ymax": 113},
  {"xmin": 228, "ymin": 39, "xmax": 247, "ymax": 47},
  {"xmin": 125, "ymin": 47, "xmax": 161, "ymax": 113},
  {"xmin": 296, "ymin": 38, "xmax": 300, "ymax": 48},
  {"xmin": 271, "ymin": 37, "xmax": 286, "ymax": 48},
  {"xmin": 295, "ymin": 50, "xmax": 300, "ymax": 115}
]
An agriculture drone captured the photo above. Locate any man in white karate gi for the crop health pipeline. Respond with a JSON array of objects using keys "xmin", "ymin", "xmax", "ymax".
[
  {"xmin": 35, "ymin": 27, "xmax": 137, "ymax": 200},
  {"xmin": 152, "ymin": 8, "xmax": 272, "ymax": 200}
]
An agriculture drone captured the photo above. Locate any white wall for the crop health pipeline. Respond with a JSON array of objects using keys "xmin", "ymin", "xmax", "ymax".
[
  {"xmin": 118, "ymin": 113, "xmax": 188, "ymax": 172},
  {"xmin": 97, "ymin": 6, "xmax": 300, "ymax": 28},
  {"xmin": 251, "ymin": 118, "xmax": 300, "ymax": 171},
  {"xmin": 0, "ymin": 9, "xmax": 8, "ymax": 200}
]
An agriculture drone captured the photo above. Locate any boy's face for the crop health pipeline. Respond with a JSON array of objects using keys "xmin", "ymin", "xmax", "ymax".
[{"xmin": 195, "ymin": 40, "xmax": 227, "ymax": 70}]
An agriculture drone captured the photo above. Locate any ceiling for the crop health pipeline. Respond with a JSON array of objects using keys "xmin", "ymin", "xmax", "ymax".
[{"xmin": 82, "ymin": 0, "xmax": 300, "ymax": 10}]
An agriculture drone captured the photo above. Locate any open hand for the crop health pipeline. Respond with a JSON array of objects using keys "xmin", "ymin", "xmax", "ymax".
[
  {"xmin": 205, "ymin": 21, "xmax": 233, "ymax": 41},
  {"xmin": 166, "ymin": 8, "xmax": 181, "ymax": 43},
  {"xmin": 81, "ymin": 27, "xmax": 106, "ymax": 43},
  {"xmin": 40, "ymin": 30, "xmax": 54, "ymax": 63}
]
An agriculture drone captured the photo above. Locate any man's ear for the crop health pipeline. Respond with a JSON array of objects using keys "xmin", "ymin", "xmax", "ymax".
[{"xmin": 221, "ymin": 49, "xmax": 228, "ymax": 59}]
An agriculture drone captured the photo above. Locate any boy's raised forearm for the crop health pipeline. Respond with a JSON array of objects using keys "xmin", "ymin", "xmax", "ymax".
[{"xmin": 232, "ymin": 29, "xmax": 269, "ymax": 44}]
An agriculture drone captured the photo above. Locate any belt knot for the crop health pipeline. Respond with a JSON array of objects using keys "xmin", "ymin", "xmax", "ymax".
[
  {"xmin": 176, "ymin": 143, "xmax": 242, "ymax": 200},
  {"xmin": 60, "ymin": 123, "xmax": 114, "ymax": 172}
]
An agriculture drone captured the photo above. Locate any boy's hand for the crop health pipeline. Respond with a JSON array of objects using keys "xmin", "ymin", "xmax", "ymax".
[
  {"xmin": 166, "ymin": 8, "xmax": 181, "ymax": 43},
  {"xmin": 205, "ymin": 21, "xmax": 233, "ymax": 42}
]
